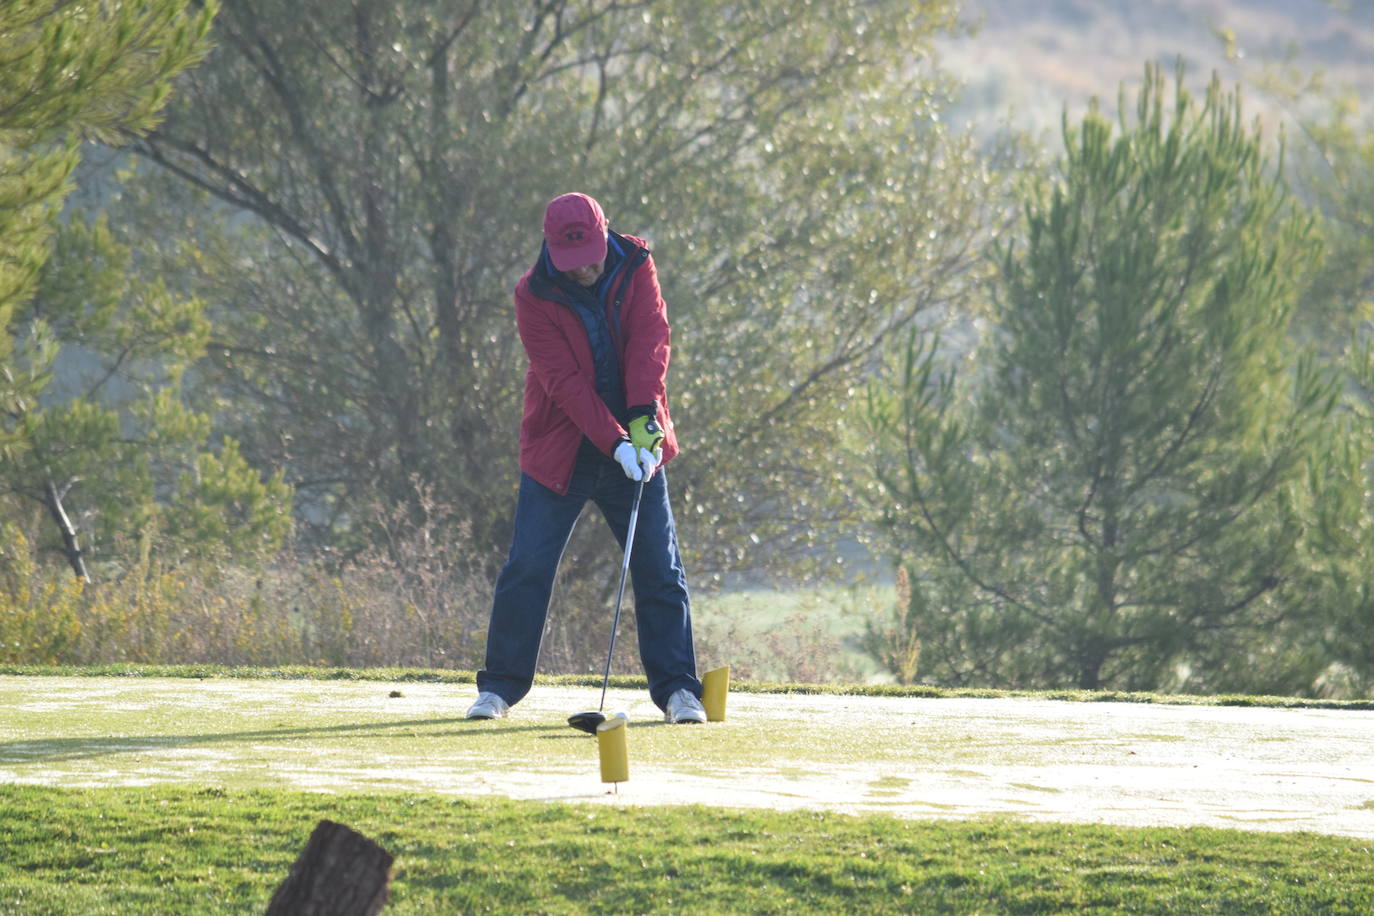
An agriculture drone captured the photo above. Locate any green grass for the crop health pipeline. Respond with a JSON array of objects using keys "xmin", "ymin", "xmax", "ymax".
[
  {"xmin": 2, "ymin": 785, "xmax": 1372, "ymax": 915},
  {"xmin": 2, "ymin": 668, "xmax": 1372, "ymax": 912}
]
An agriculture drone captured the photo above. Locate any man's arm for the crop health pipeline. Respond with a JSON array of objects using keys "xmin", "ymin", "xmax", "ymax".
[
  {"xmin": 516, "ymin": 286, "xmax": 625, "ymax": 455},
  {"xmin": 621, "ymin": 253, "xmax": 671, "ymax": 414}
]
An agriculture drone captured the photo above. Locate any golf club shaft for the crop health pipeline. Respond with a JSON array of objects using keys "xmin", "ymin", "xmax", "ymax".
[{"xmin": 598, "ymin": 477, "xmax": 645, "ymax": 712}]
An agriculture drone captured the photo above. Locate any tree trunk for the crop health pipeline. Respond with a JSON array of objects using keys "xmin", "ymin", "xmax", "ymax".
[
  {"xmin": 43, "ymin": 478, "xmax": 89, "ymax": 583},
  {"xmin": 265, "ymin": 819, "xmax": 393, "ymax": 916},
  {"xmin": 1077, "ymin": 647, "xmax": 1105, "ymax": 691}
]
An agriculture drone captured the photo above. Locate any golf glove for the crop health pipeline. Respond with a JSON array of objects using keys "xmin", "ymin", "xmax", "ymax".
[
  {"xmin": 614, "ymin": 439, "xmax": 659, "ymax": 481},
  {"xmin": 628, "ymin": 414, "xmax": 665, "ymax": 454}
]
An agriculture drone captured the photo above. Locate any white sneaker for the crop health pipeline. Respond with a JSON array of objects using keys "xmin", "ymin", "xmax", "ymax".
[
  {"xmin": 466, "ymin": 691, "xmax": 509, "ymax": 720},
  {"xmin": 664, "ymin": 688, "xmax": 706, "ymax": 724}
]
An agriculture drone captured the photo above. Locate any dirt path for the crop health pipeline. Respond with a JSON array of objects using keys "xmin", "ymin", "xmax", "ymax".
[{"xmin": 2, "ymin": 676, "xmax": 1371, "ymax": 838}]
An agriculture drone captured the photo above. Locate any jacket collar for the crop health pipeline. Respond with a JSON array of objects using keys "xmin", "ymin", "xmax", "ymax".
[{"xmin": 530, "ymin": 230, "xmax": 643, "ymax": 301}]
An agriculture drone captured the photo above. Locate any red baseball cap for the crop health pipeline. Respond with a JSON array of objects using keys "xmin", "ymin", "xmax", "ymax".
[{"xmin": 543, "ymin": 192, "xmax": 608, "ymax": 271}]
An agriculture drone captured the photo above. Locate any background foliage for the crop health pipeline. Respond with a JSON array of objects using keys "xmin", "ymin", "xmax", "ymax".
[
  {"xmin": 101, "ymin": 0, "xmax": 1001, "ymax": 671},
  {"xmin": 865, "ymin": 65, "xmax": 1352, "ymax": 694},
  {"xmin": 2, "ymin": 1, "xmax": 1373, "ymax": 695}
]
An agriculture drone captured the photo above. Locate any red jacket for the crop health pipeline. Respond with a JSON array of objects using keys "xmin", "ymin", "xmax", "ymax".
[{"xmin": 514, "ymin": 233, "xmax": 679, "ymax": 494}]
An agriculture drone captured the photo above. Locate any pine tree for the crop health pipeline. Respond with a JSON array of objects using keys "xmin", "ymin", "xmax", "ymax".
[
  {"xmin": 1, "ymin": 2, "xmax": 243, "ymax": 578},
  {"xmin": 867, "ymin": 64, "xmax": 1336, "ymax": 692},
  {"xmin": 1, "ymin": 0, "xmax": 216, "ymax": 457}
]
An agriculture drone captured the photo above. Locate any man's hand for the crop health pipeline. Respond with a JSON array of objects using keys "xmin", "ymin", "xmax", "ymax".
[
  {"xmin": 614, "ymin": 440, "xmax": 658, "ymax": 481},
  {"xmin": 628, "ymin": 415, "xmax": 665, "ymax": 454}
]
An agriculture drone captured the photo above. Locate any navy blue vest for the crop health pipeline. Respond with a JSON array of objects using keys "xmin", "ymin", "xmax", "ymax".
[{"xmin": 530, "ymin": 233, "xmax": 641, "ymax": 425}]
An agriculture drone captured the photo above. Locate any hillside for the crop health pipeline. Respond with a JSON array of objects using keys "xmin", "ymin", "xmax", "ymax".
[{"xmin": 937, "ymin": 0, "xmax": 1374, "ymax": 137}]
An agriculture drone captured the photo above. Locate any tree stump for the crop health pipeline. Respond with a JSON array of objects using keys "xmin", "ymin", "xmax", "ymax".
[{"xmin": 265, "ymin": 819, "xmax": 393, "ymax": 916}]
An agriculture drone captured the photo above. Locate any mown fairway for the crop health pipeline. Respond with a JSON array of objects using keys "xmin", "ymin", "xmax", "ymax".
[{"xmin": 2, "ymin": 669, "xmax": 1373, "ymax": 913}]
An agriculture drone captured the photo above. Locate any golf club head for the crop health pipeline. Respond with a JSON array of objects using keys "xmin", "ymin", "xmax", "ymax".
[{"xmin": 568, "ymin": 710, "xmax": 606, "ymax": 734}]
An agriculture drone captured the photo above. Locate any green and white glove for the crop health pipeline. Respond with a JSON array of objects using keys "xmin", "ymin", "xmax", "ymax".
[
  {"xmin": 628, "ymin": 414, "xmax": 665, "ymax": 455},
  {"xmin": 627, "ymin": 412, "xmax": 664, "ymax": 478}
]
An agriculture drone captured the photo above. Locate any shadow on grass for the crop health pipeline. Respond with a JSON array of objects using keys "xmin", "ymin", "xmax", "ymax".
[{"xmin": 0, "ymin": 716, "xmax": 556, "ymax": 765}]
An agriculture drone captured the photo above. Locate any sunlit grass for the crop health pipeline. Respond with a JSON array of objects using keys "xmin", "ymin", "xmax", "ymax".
[{"xmin": 3, "ymin": 785, "xmax": 1373, "ymax": 914}]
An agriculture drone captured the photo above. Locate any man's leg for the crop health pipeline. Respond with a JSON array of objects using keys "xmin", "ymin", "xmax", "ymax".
[
  {"xmin": 595, "ymin": 467, "xmax": 701, "ymax": 710},
  {"xmin": 476, "ymin": 473, "xmax": 586, "ymax": 706}
]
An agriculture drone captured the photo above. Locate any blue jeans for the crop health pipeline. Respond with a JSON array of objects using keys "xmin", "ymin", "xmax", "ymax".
[{"xmin": 477, "ymin": 448, "xmax": 700, "ymax": 710}]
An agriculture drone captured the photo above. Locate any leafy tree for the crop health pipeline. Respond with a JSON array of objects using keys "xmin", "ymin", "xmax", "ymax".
[
  {"xmin": 866, "ymin": 64, "xmax": 1338, "ymax": 693},
  {"xmin": 1264, "ymin": 94, "xmax": 1374, "ymax": 698},
  {"xmin": 0, "ymin": 0, "xmax": 217, "ymax": 461},
  {"xmin": 1295, "ymin": 106, "xmax": 1374, "ymax": 344},
  {"xmin": 3, "ymin": 207, "xmax": 293, "ymax": 576},
  {"xmin": 1217, "ymin": 23, "xmax": 1374, "ymax": 350},
  {"xmin": 1225, "ymin": 41, "xmax": 1374, "ymax": 696},
  {"xmin": 1276, "ymin": 81, "xmax": 1374, "ymax": 694},
  {"xmin": 1299, "ymin": 343, "xmax": 1374, "ymax": 697},
  {"xmin": 119, "ymin": 0, "xmax": 1004, "ymax": 664},
  {"xmin": 0, "ymin": 1, "xmax": 293, "ymax": 579}
]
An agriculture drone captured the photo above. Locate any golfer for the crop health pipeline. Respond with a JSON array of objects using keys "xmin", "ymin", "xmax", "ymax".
[{"xmin": 467, "ymin": 192, "xmax": 706, "ymax": 725}]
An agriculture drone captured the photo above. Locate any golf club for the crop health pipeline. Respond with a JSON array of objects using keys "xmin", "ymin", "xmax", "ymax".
[{"xmin": 568, "ymin": 476, "xmax": 645, "ymax": 734}]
